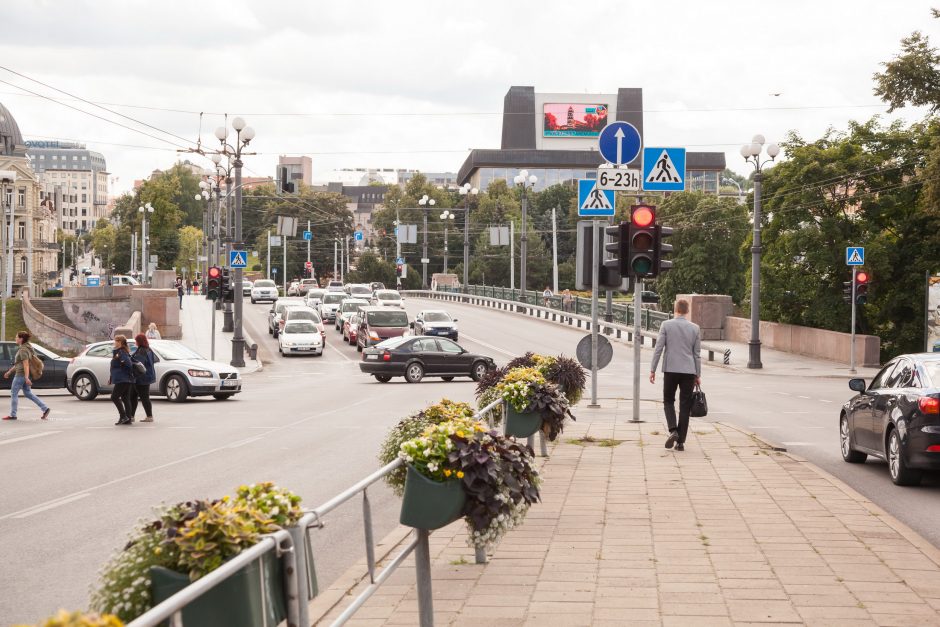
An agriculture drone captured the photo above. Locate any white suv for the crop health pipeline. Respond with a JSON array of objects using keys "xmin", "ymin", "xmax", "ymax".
[{"xmin": 251, "ymin": 279, "xmax": 279, "ymax": 303}]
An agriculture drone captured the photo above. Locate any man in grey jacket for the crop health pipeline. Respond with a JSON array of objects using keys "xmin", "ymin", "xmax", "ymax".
[{"xmin": 649, "ymin": 299, "xmax": 701, "ymax": 451}]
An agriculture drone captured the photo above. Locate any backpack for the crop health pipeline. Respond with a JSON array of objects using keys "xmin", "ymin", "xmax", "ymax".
[{"xmin": 25, "ymin": 346, "xmax": 43, "ymax": 379}]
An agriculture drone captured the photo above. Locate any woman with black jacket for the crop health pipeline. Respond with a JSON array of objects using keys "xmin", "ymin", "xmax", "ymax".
[
  {"xmin": 130, "ymin": 333, "xmax": 157, "ymax": 422},
  {"xmin": 110, "ymin": 334, "xmax": 136, "ymax": 425}
]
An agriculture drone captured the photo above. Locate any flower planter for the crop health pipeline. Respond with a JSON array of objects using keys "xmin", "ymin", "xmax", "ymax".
[
  {"xmin": 504, "ymin": 403, "xmax": 542, "ymax": 438},
  {"xmin": 150, "ymin": 550, "xmax": 286, "ymax": 627},
  {"xmin": 399, "ymin": 464, "xmax": 466, "ymax": 530}
]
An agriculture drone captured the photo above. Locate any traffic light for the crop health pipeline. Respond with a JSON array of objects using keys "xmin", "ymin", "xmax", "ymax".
[
  {"xmin": 206, "ymin": 266, "xmax": 222, "ymax": 300},
  {"xmin": 855, "ymin": 270, "xmax": 869, "ymax": 305},
  {"xmin": 842, "ymin": 280, "xmax": 853, "ymax": 304},
  {"xmin": 654, "ymin": 224, "xmax": 673, "ymax": 275},
  {"xmin": 626, "ymin": 205, "xmax": 656, "ymax": 278},
  {"xmin": 396, "ymin": 263, "xmax": 403, "ymax": 277},
  {"xmin": 221, "ymin": 268, "xmax": 233, "ymax": 302},
  {"xmin": 604, "ymin": 222, "xmax": 628, "ymax": 278}
]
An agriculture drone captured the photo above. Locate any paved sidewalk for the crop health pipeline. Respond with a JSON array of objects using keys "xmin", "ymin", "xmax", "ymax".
[
  {"xmin": 701, "ymin": 338, "xmax": 881, "ymax": 380},
  {"xmin": 177, "ymin": 294, "xmax": 261, "ymax": 374},
  {"xmin": 314, "ymin": 407, "xmax": 940, "ymax": 626}
]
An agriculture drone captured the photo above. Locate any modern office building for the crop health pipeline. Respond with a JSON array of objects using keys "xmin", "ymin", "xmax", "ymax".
[
  {"xmin": 457, "ymin": 86, "xmax": 725, "ymax": 192},
  {"xmin": 322, "ymin": 182, "xmax": 387, "ymax": 243},
  {"xmin": 25, "ymin": 139, "xmax": 109, "ymax": 234},
  {"xmin": 277, "ymin": 155, "xmax": 313, "ymax": 190},
  {"xmin": 0, "ymin": 102, "xmax": 61, "ymax": 294}
]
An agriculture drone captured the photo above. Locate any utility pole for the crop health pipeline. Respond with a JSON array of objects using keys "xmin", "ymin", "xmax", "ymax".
[
  {"xmin": 509, "ymin": 220, "xmax": 515, "ymax": 291},
  {"xmin": 266, "ymin": 229, "xmax": 271, "ymax": 280},
  {"xmin": 395, "ymin": 209, "xmax": 401, "ymax": 289},
  {"xmin": 223, "ymin": 175, "xmax": 234, "ymax": 332},
  {"xmin": 422, "ymin": 208, "xmax": 428, "ymax": 288},
  {"xmin": 282, "ymin": 235, "xmax": 288, "ymax": 295},
  {"xmin": 333, "ymin": 239, "xmax": 338, "ymax": 279},
  {"xmin": 605, "ymin": 214, "xmax": 613, "ymax": 325},
  {"xmin": 551, "ymin": 207, "xmax": 559, "ymax": 294},
  {"xmin": 850, "ymin": 265, "xmax": 857, "ymax": 374},
  {"xmin": 306, "ymin": 220, "xmax": 311, "ymax": 275},
  {"xmin": 589, "ymin": 219, "xmax": 599, "ymax": 408}
]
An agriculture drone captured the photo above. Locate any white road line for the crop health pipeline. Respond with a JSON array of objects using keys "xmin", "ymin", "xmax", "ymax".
[
  {"xmin": 326, "ymin": 340, "xmax": 353, "ymax": 362},
  {"xmin": 459, "ymin": 333, "xmax": 515, "ymax": 358},
  {"xmin": 798, "ymin": 395, "xmax": 810, "ymax": 399},
  {"xmin": 773, "ymin": 392, "xmax": 791, "ymax": 396},
  {"xmin": 819, "ymin": 399, "xmax": 834, "ymax": 403},
  {"xmin": 748, "ymin": 425, "xmax": 781, "ymax": 429},
  {"xmin": 0, "ymin": 431, "xmax": 62, "ymax": 446},
  {"xmin": 227, "ymin": 435, "xmax": 265, "ymax": 448},
  {"xmin": 14, "ymin": 493, "xmax": 91, "ymax": 518}
]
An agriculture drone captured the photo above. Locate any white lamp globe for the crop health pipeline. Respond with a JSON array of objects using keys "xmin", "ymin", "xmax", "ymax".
[
  {"xmin": 214, "ymin": 127, "xmax": 228, "ymax": 141},
  {"xmin": 211, "ymin": 154, "xmax": 222, "ymax": 165},
  {"xmin": 767, "ymin": 143, "xmax": 780, "ymax": 158},
  {"xmin": 242, "ymin": 126, "xmax": 256, "ymax": 141},
  {"xmin": 194, "ymin": 194, "xmax": 202, "ymax": 201},
  {"xmin": 528, "ymin": 174, "xmax": 538, "ymax": 185},
  {"xmin": 198, "ymin": 181, "xmax": 208, "ymax": 190},
  {"xmin": 740, "ymin": 145, "xmax": 751, "ymax": 158},
  {"xmin": 429, "ymin": 199, "xmax": 436, "ymax": 206},
  {"xmin": 459, "ymin": 187, "xmax": 468, "ymax": 196},
  {"xmin": 440, "ymin": 213, "xmax": 446, "ymax": 219},
  {"xmin": 232, "ymin": 117, "xmax": 246, "ymax": 131},
  {"xmin": 471, "ymin": 187, "xmax": 478, "ymax": 195},
  {"xmin": 513, "ymin": 175, "xmax": 523, "ymax": 185},
  {"xmin": 749, "ymin": 143, "xmax": 762, "ymax": 157},
  {"xmin": 520, "ymin": 170, "xmax": 529, "ymax": 178},
  {"xmin": 752, "ymin": 134, "xmax": 766, "ymax": 146}
]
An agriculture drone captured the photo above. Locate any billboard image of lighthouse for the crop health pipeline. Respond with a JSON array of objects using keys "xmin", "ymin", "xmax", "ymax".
[{"xmin": 543, "ymin": 103, "xmax": 609, "ymax": 137}]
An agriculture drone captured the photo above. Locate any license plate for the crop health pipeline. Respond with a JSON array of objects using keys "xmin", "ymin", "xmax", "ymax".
[
  {"xmin": 294, "ymin": 347, "xmax": 311, "ymax": 351},
  {"xmin": 221, "ymin": 380, "xmax": 238, "ymax": 388},
  {"xmin": 366, "ymin": 354, "xmax": 378, "ymax": 360}
]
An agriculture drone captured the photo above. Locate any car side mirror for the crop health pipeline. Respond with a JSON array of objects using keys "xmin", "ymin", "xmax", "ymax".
[
  {"xmin": 849, "ymin": 378, "xmax": 867, "ymax": 393},
  {"xmin": 452, "ymin": 318, "xmax": 458, "ymax": 322},
  {"xmin": 409, "ymin": 322, "xmax": 414, "ymax": 328}
]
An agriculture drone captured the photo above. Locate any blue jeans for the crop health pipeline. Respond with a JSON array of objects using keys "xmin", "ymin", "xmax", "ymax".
[{"xmin": 11, "ymin": 375, "xmax": 48, "ymax": 416}]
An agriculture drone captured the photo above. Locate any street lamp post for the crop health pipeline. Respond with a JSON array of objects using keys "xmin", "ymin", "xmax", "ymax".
[
  {"xmin": 512, "ymin": 171, "xmax": 538, "ymax": 301},
  {"xmin": 214, "ymin": 118, "xmax": 256, "ymax": 368},
  {"xmin": 458, "ymin": 183, "xmax": 478, "ymax": 289},
  {"xmin": 418, "ymin": 194, "xmax": 435, "ymax": 288},
  {"xmin": 137, "ymin": 202, "xmax": 154, "ymax": 284},
  {"xmin": 439, "ymin": 210, "xmax": 455, "ymax": 273},
  {"xmin": 740, "ymin": 135, "xmax": 780, "ymax": 370}
]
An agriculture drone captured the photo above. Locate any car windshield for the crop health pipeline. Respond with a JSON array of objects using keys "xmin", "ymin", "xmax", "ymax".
[
  {"xmin": 377, "ymin": 336, "xmax": 411, "ymax": 350},
  {"xmin": 424, "ymin": 312, "xmax": 450, "ymax": 322},
  {"xmin": 277, "ymin": 300, "xmax": 303, "ymax": 313},
  {"xmin": 367, "ymin": 311, "xmax": 409, "ymax": 327},
  {"xmin": 307, "ymin": 290, "xmax": 325, "ymax": 298},
  {"xmin": 255, "ymin": 280, "xmax": 275, "ymax": 288},
  {"xmin": 152, "ymin": 342, "xmax": 203, "ymax": 361},
  {"xmin": 323, "ymin": 293, "xmax": 345, "ymax": 304},
  {"xmin": 301, "ymin": 279, "xmax": 317, "ymax": 285},
  {"xmin": 287, "ymin": 309, "xmax": 321, "ymax": 323},
  {"xmin": 285, "ymin": 322, "xmax": 318, "ymax": 334},
  {"xmin": 922, "ymin": 361, "xmax": 940, "ymax": 387},
  {"xmin": 378, "ymin": 292, "xmax": 401, "ymax": 301},
  {"xmin": 350, "ymin": 286, "xmax": 371, "ymax": 295}
]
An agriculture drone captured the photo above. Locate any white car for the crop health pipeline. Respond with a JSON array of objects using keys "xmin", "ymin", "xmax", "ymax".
[
  {"xmin": 372, "ymin": 289, "xmax": 404, "ymax": 308},
  {"xmin": 242, "ymin": 280, "xmax": 254, "ymax": 296},
  {"xmin": 287, "ymin": 281, "xmax": 301, "ymax": 296},
  {"xmin": 278, "ymin": 319, "xmax": 323, "ymax": 356},
  {"xmin": 326, "ymin": 280, "xmax": 345, "ymax": 292},
  {"xmin": 413, "ymin": 310, "xmax": 458, "ymax": 341},
  {"xmin": 336, "ymin": 298, "xmax": 370, "ymax": 331},
  {"xmin": 317, "ymin": 292, "xmax": 346, "ymax": 323},
  {"xmin": 111, "ymin": 275, "xmax": 140, "ymax": 286},
  {"xmin": 305, "ymin": 288, "xmax": 326, "ymax": 308},
  {"xmin": 251, "ymin": 279, "xmax": 279, "ymax": 303}
]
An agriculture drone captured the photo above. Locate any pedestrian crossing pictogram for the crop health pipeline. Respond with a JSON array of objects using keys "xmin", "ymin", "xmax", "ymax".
[
  {"xmin": 229, "ymin": 250, "xmax": 248, "ymax": 268},
  {"xmin": 846, "ymin": 246, "xmax": 865, "ymax": 266},
  {"xmin": 577, "ymin": 179, "xmax": 615, "ymax": 217},
  {"xmin": 642, "ymin": 147, "xmax": 687, "ymax": 191},
  {"xmin": 646, "ymin": 150, "xmax": 681, "ymax": 183}
]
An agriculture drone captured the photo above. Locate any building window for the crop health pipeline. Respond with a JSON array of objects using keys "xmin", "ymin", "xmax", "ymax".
[
  {"xmin": 81, "ymin": 194, "xmax": 87, "ymax": 203},
  {"xmin": 17, "ymin": 222, "xmax": 25, "ymax": 240},
  {"xmin": 19, "ymin": 257, "xmax": 26, "ymax": 275},
  {"xmin": 82, "ymin": 156, "xmax": 87, "ymax": 161},
  {"xmin": 52, "ymin": 155, "xmax": 57, "ymax": 160},
  {"xmin": 39, "ymin": 155, "xmax": 44, "ymax": 160},
  {"xmin": 17, "ymin": 188, "xmax": 25, "ymax": 207}
]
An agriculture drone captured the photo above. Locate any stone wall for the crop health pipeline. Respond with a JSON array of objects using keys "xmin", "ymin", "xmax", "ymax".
[
  {"xmin": 676, "ymin": 294, "xmax": 733, "ymax": 340},
  {"xmin": 130, "ymin": 288, "xmax": 180, "ymax": 339},
  {"xmin": 113, "ymin": 311, "xmax": 141, "ymax": 341},
  {"xmin": 22, "ymin": 294, "xmax": 90, "ymax": 355},
  {"xmin": 724, "ymin": 316, "xmax": 881, "ymax": 367},
  {"xmin": 62, "ymin": 285, "xmax": 134, "ymax": 339}
]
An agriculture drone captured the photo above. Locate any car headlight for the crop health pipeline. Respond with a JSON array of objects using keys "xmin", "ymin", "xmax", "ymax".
[
  {"xmin": 188, "ymin": 369, "xmax": 213, "ymax": 378},
  {"xmin": 283, "ymin": 341, "xmax": 293, "ymax": 347}
]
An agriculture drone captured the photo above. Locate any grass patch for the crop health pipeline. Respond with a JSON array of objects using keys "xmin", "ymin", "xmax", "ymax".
[
  {"xmin": 568, "ymin": 436, "xmax": 626, "ymax": 447},
  {"xmin": 2, "ymin": 300, "xmax": 71, "ymax": 355},
  {"xmin": 449, "ymin": 557, "xmax": 469, "ymax": 566}
]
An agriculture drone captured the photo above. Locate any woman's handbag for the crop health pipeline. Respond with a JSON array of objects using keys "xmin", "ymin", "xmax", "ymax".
[{"xmin": 690, "ymin": 384, "xmax": 708, "ymax": 417}]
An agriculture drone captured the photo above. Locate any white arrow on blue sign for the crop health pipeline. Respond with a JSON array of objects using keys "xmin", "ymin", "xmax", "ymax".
[
  {"xmin": 846, "ymin": 246, "xmax": 865, "ymax": 266},
  {"xmin": 598, "ymin": 121, "xmax": 642, "ymax": 166}
]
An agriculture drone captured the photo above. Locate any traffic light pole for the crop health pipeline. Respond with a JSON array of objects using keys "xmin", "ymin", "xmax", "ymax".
[
  {"xmin": 632, "ymin": 277, "xmax": 643, "ymax": 423},
  {"xmin": 231, "ymin": 157, "xmax": 246, "ymax": 368},
  {"xmin": 850, "ymin": 265, "xmax": 857, "ymax": 374},
  {"xmin": 589, "ymin": 220, "xmax": 599, "ymax": 408}
]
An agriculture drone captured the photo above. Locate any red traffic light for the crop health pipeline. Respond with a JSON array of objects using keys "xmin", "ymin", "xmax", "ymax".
[
  {"xmin": 208, "ymin": 266, "xmax": 221, "ymax": 279},
  {"xmin": 632, "ymin": 205, "xmax": 655, "ymax": 228},
  {"xmin": 856, "ymin": 271, "xmax": 869, "ymax": 283}
]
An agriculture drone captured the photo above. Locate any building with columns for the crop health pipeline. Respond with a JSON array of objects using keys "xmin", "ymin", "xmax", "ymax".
[{"xmin": 0, "ymin": 102, "xmax": 60, "ymax": 295}]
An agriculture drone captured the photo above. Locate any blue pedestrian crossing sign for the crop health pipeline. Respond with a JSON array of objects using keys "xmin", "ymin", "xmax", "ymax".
[
  {"xmin": 597, "ymin": 121, "xmax": 642, "ymax": 165},
  {"xmin": 577, "ymin": 179, "xmax": 615, "ymax": 217},
  {"xmin": 303, "ymin": 230, "xmax": 312, "ymax": 241},
  {"xmin": 846, "ymin": 246, "xmax": 865, "ymax": 266},
  {"xmin": 229, "ymin": 250, "xmax": 248, "ymax": 268},
  {"xmin": 355, "ymin": 231, "xmax": 364, "ymax": 241},
  {"xmin": 642, "ymin": 147, "xmax": 686, "ymax": 191}
]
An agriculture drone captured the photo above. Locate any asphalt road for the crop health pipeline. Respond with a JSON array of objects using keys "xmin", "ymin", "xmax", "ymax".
[{"xmin": 1, "ymin": 295, "xmax": 938, "ymax": 623}]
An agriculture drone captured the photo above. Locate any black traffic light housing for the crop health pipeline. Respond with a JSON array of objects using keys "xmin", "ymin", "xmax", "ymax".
[
  {"xmin": 842, "ymin": 281, "xmax": 853, "ymax": 304},
  {"xmin": 396, "ymin": 263, "xmax": 403, "ymax": 277},
  {"xmin": 221, "ymin": 267, "xmax": 234, "ymax": 302},
  {"xmin": 206, "ymin": 266, "xmax": 222, "ymax": 301},
  {"xmin": 654, "ymin": 224, "xmax": 673, "ymax": 275},
  {"xmin": 855, "ymin": 270, "xmax": 869, "ymax": 305},
  {"xmin": 627, "ymin": 205, "xmax": 656, "ymax": 278},
  {"xmin": 605, "ymin": 222, "xmax": 628, "ymax": 281}
]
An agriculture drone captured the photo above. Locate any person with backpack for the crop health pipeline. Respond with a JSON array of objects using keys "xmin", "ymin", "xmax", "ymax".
[
  {"xmin": 130, "ymin": 333, "xmax": 156, "ymax": 422},
  {"xmin": 2, "ymin": 331, "xmax": 51, "ymax": 421},
  {"xmin": 110, "ymin": 334, "xmax": 136, "ymax": 425}
]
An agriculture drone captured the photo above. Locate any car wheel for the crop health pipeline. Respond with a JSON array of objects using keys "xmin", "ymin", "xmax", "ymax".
[
  {"xmin": 840, "ymin": 414, "xmax": 867, "ymax": 463},
  {"xmin": 442, "ymin": 376, "xmax": 454, "ymax": 382},
  {"xmin": 375, "ymin": 375, "xmax": 392, "ymax": 383},
  {"xmin": 251, "ymin": 298, "xmax": 256, "ymax": 304},
  {"xmin": 164, "ymin": 375, "xmax": 189, "ymax": 403},
  {"xmin": 72, "ymin": 372, "xmax": 98, "ymax": 401},
  {"xmin": 887, "ymin": 427, "xmax": 922, "ymax": 486},
  {"xmin": 405, "ymin": 362, "xmax": 424, "ymax": 384},
  {"xmin": 213, "ymin": 393, "xmax": 235, "ymax": 400},
  {"xmin": 268, "ymin": 326, "xmax": 273, "ymax": 335},
  {"xmin": 357, "ymin": 343, "xmax": 363, "ymax": 352},
  {"xmin": 471, "ymin": 361, "xmax": 489, "ymax": 382}
]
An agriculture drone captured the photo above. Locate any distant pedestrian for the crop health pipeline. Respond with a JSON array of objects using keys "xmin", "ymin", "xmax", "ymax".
[
  {"xmin": 649, "ymin": 299, "xmax": 701, "ymax": 452},
  {"xmin": 177, "ymin": 280, "xmax": 184, "ymax": 309},
  {"xmin": 145, "ymin": 322, "xmax": 161, "ymax": 340},
  {"xmin": 185, "ymin": 278, "xmax": 192, "ymax": 295},
  {"xmin": 193, "ymin": 279, "xmax": 200, "ymax": 294},
  {"xmin": 542, "ymin": 286, "xmax": 553, "ymax": 307},
  {"xmin": 110, "ymin": 334, "xmax": 136, "ymax": 426},
  {"xmin": 130, "ymin": 333, "xmax": 156, "ymax": 423},
  {"xmin": 2, "ymin": 331, "xmax": 51, "ymax": 421},
  {"xmin": 562, "ymin": 289, "xmax": 572, "ymax": 312}
]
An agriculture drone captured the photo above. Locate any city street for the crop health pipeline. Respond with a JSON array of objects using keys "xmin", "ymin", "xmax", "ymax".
[{"xmin": 2, "ymin": 294, "xmax": 940, "ymax": 623}]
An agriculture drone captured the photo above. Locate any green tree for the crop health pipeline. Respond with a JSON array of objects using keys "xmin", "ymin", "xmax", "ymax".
[
  {"xmin": 873, "ymin": 9, "xmax": 940, "ymax": 112},
  {"xmin": 174, "ymin": 226, "xmax": 204, "ymax": 277}
]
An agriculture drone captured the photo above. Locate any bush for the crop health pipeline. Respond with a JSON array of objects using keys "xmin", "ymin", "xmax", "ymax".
[
  {"xmin": 42, "ymin": 289, "xmax": 63, "ymax": 297},
  {"xmin": 251, "ymin": 264, "xmax": 262, "ymax": 271}
]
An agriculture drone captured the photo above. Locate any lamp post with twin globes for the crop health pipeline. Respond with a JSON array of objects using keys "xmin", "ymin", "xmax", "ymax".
[
  {"xmin": 418, "ymin": 194, "xmax": 435, "ymax": 288},
  {"xmin": 458, "ymin": 183, "xmax": 478, "ymax": 289},
  {"xmin": 512, "ymin": 171, "xmax": 538, "ymax": 300}
]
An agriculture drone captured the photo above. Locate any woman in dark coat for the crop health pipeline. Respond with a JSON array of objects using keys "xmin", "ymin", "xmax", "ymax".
[
  {"xmin": 130, "ymin": 333, "xmax": 157, "ymax": 422},
  {"xmin": 110, "ymin": 334, "xmax": 136, "ymax": 425}
]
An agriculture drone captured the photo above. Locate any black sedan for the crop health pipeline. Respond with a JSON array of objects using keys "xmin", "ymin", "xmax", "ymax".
[
  {"xmin": 359, "ymin": 336, "xmax": 494, "ymax": 383},
  {"xmin": 841, "ymin": 353, "xmax": 940, "ymax": 485},
  {"xmin": 0, "ymin": 342, "xmax": 70, "ymax": 390}
]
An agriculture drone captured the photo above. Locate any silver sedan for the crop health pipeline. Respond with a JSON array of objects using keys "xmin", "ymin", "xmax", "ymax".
[{"xmin": 66, "ymin": 340, "xmax": 242, "ymax": 402}]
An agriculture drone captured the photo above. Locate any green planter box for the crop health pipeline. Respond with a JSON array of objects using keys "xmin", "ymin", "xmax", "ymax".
[
  {"xmin": 399, "ymin": 465, "xmax": 465, "ymax": 530},
  {"xmin": 150, "ymin": 550, "xmax": 286, "ymax": 627},
  {"xmin": 505, "ymin": 404, "xmax": 542, "ymax": 438}
]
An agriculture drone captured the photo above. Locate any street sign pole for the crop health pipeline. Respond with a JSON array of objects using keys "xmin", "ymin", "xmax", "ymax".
[
  {"xmin": 850, "ymin": 265, "xmax": 857, "ymax": 374},
  {"xmin": 633, "ymin": 277, "xmax": 643, "ymax": 422},
  {"xmin": 211, "ymin": 300, "xmax": 217, "ymax": 361},
  {"xmin": 589, "ymin": 220, "xmax": 600, "ymax": 408},
  {"xmin": 283, "ymin": 236, "xmax": 288, "ymax": 295},
  {"xmin": 266, "ymin": 229, "xmax": 271, "ymax": 280},
  {"xmin": 306, "ymin": 221, "xmax": 311, "ymax": 274}
]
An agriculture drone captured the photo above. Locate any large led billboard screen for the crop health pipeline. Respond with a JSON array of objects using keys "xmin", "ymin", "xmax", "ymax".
[{"xmin": 543, "ymin": 103, "xmax": 609, "ymax": 137}]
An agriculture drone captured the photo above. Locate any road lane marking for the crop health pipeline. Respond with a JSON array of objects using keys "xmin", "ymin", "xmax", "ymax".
[
  {"xmin": 459, "ymin": 333, "xmax": 515, "ymax": 358},
  {"xmin": 819, "ymin": 399, "xmax": 833, "ymax": 403},
  {"xmin": 227, "ymin": 435, "xmax": 266, "ymax": 448},
  {"xmin": 773, "ymin": 392, "xmax": 791, "ymax": 396},
  {"xmin": 0, "ymin": 431, "xmax": 61, "ymax": 446},
  {"xmin": 798, "ymin": 395, "xmax": 810, "ymax": 399},
  {"xmin": 14, "ymin": 493, "xmax": 91, "ymax": 518},
  {"xmin": 326, "ymin": 340, "xmax": 353, "ymax": 362}
]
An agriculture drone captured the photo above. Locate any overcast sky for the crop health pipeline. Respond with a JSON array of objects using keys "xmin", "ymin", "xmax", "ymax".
[{"xmin": 1, "ymin": 0, "xmax": 935, "ymax": 194}]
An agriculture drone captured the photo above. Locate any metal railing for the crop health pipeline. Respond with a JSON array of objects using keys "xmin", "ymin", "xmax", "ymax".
[{"xmin": 126, "ymin": 528, "xmax": 301, "ymax": 627}]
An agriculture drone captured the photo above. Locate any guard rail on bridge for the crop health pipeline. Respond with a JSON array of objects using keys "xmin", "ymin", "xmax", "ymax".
[{"xmin": 402, "ymin": 288, "xmax": 730, "ymax": 364}]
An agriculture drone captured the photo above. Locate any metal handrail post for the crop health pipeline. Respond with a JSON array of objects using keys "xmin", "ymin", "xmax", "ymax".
[
  {"xmin": 414, "ymin": 529, "xmax": 434, "ymax": 627},
  {"xmin": 363, "ymin": 488, "xmax": 377, "ymax": 583}
]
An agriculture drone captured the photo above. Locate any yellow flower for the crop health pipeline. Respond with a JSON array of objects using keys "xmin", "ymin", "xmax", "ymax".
[
  {"xmin": 456, "ymin": 430, "xmax": 465, "ymax": 438},
  {"xmin": 444, "ymin": 469, "xmax": 452, "ymax": 477},
  {"xmin": 153, "ymin": 547, "xmax": 163, "ymax": 555},
  {"xmin": 474, "ymin": 424, "xmax": 485, "ymax": 432},
  {"xmin": 456, "ymin": 471, "xmax": 465, "ymax": 479}
]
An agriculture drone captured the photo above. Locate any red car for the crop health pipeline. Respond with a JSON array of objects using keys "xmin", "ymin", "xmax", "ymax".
[
  {"xmin": 343, "ymin": 313, "xmax": 362, "ymax": 345},
  {"xmin": 356, "ymin": 307, "xmax": 410, "ymax": 352}
]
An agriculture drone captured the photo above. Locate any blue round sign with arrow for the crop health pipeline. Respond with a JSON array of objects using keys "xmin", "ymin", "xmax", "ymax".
[{"xmin": 598, "ymin": 121, "xmax": 642, "ymax": 165}]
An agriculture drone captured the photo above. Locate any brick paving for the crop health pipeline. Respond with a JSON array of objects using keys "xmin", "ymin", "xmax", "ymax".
[{"xmin": 313, "ymin": 409, "xmax": 940, "ymax": 626}]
